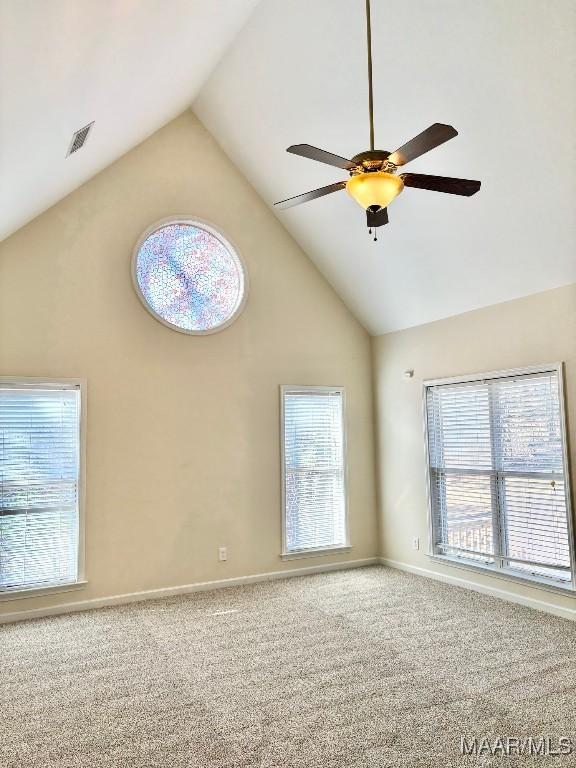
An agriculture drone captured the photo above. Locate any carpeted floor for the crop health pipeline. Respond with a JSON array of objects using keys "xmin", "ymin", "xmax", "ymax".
[{"xmin": 2, "ymin": 566, "xmax": 576, "ymax": 767}]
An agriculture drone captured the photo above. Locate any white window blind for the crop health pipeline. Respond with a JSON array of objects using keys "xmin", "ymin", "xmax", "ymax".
[
  {"xmin": 0, "ymin": 384, "xmax": 81, "ymax": 593},
  {"xmin": 425, "ymin": 367, "xmax": 574, "ymax": 588},
  {"xmin": 282, "ymin": 387, "xmax": 347, "ymax": 554}
]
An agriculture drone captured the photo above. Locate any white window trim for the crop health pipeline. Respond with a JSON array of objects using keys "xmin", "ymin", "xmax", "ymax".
[
  {"xmin": 422, "ymin": 362, "xmax": 576, "ymax": 595},
  {"xmin": 280, "ymin": 385, "xmax": 350, "ymax": 560},
  {"xmin": 0, "ymin": 376, "xmax": 87, "ymax": 601}
]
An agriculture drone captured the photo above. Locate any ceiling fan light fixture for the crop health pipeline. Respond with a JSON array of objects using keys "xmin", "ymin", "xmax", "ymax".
[
  {"xmin": 273, "ymin": 0, "xmax": 480, "ymax": 232},
  {"xmin": 346, "ymin": 172, "xmax": 404, "ymax": 211}
]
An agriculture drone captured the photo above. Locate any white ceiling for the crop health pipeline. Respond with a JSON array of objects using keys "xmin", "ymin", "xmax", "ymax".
[
  {"xmin": 195, "ymin": 0, "xmax": 576, "ymax": 334},
  {"xmin": 1, "ymin": 1, "xmax": 574, "ymax": 335},
  {"xmin": 0, "ymin": 0, "xmax": 259, "ymax": 241}
]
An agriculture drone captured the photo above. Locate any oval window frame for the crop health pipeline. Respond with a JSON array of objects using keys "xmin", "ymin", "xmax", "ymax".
[{"xmin": 131, "ymin": 217, "xmax": 248, "ymax": 336}]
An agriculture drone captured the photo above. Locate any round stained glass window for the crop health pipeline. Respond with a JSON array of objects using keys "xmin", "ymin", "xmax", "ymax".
[{"xmin": 132, "ymin": 219, "xmax": 246, "ymax": 334}]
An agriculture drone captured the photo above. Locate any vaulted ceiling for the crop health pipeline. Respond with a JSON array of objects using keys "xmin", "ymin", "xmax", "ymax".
[
  {"xmin": 195, "ymin": 0, "xmax": 576, "ymax": 333},
  {"xmin": 0, "ymin": 0, "xmax": 259, "ymax": 241},
  {"xmin": 1, "ymin": 0, "xmax": 575, "ymax": 334}
]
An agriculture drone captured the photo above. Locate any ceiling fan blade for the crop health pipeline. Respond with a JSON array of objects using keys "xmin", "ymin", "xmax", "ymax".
[
  {"xmin": 274, "ymin": 181, "xmax": 346, "ymax": 209},
  {"xmin": 287, "ymin": 144, "xmax": 356, "ymax": 171},
  {"xmin": 389, "ymin": 124, "xmax": 458, "ymax": 166},
  {"xmin": 401, "ymin": 173, "xmax": 481, "ymax": 196},
  {"xmin": 367, "ymin": 206, "xmax": 389, "ymax": 228}
]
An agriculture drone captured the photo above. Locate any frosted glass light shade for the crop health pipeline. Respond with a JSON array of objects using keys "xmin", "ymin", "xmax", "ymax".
[{"xmin": 346, "ymin": 172, "xmax": 404, "ymax": 210}]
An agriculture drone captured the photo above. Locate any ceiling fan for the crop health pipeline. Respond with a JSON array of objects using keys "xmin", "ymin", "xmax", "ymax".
[{"xmin": 274, "ymin": 0, "xmax": 481, "ymax": 240}]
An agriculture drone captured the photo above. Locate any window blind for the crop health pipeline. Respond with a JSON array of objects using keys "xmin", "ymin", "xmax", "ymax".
[
  {"xmin": 426, "ymin": 369, "xmax": 574, "ymax": 586},
  {"xmin": 0, "ymin": 385, "xmax": 81, "ymax": 592},
  {"xmin": 282, "ymin": 388, "xmax": 347, "ymax": 554}
]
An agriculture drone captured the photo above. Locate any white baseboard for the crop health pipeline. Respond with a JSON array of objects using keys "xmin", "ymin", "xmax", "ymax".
[
  {"xmin": 0, "ymin": 557, "xmax": 379, "ymax": 625},
  {"xmin": 5, "ymin": 555, "xmax": 572, "ymax": 626},
  {"xmin": 380, "ymin": 557, "xmax": 576, "ymax": 621}
]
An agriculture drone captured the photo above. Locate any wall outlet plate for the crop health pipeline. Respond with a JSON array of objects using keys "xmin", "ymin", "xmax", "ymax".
[
  {"xmin": 218, "ymin": 546, "xmax": 227, "ymax": 561},
  {"xmin": 412, "ymin": 537, "xmax": 420, "ymax": 550}
]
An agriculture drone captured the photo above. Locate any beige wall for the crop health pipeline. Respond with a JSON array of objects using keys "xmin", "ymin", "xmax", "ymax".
[
  {"xmin": 0, "ymin": 111, "xmax": 378, "ymax": 618},
  {"xmin": 4, "ymin": 106, "xmax": 572, "ymax": 622},
  {"xmin": 372, "ymin": 283, "xmax": 576, "ymax": 614}
]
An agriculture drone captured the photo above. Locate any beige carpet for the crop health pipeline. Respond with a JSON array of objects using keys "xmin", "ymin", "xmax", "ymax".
[{"xmin": 2, "ymin": 566, "xmax": 576, "ymax": 767}]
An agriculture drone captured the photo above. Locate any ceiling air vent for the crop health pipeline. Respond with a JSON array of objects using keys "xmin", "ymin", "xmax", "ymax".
[{"xmin": 66, "ymin": 121, "xmax": 94, "ymax": 157}]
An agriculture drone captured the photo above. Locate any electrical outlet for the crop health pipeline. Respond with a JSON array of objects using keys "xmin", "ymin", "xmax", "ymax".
[
  {"xmin": 218, "ymin": 546, "xmax": 227, "ymax": 562},
  {"xmin": 412, "ymin": 537, "xmax": 420, "ymax": 551}
]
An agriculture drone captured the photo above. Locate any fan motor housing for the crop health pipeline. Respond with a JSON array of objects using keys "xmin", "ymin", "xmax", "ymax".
[{"xmin": 350, "ymin": 150, "xmax": 397, "ymax": 175}]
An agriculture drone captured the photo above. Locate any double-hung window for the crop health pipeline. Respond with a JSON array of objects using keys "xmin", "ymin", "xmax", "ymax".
[
  {"xmin": 0, "ymin": 380, "xmax": 83, "ymax": 596},
  {"xmin": 425, "ymin": 364, "xmax": 575, "ymax": 590},
  {"xmin": 281, "ymin": 386, "xmax": 348, "ymax": 557}
]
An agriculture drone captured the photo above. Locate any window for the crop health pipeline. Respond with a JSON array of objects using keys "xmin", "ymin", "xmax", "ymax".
[
  {"xmin": 132, "ymin": 219, "xmax": 247, "ymax": 335},
  {"xmin": 0, "ymin": 381, "xmax": 83, "ymax": 595},
  {"xmin": 281, "ymin": 386, "xmax": 348, "ymax": 557},
  {"xmin": 425, "ymin": 365, "xmax": 575, "ymax": 590}
]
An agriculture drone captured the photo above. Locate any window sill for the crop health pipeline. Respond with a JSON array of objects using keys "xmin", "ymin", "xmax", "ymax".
[
  {"xmin": 429, "ymin": 554, "xmax": 576, "ymax": 597},
  {"xmin": 281, "ymin": 546, "xmax": 352, "ymax": 561},
  {"xmin": 0, "ymin": 580, "xmax": 88, "ymax": 602}
]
